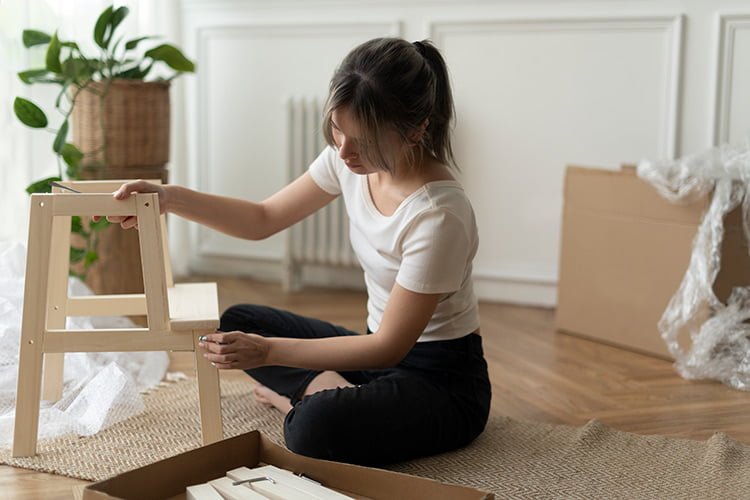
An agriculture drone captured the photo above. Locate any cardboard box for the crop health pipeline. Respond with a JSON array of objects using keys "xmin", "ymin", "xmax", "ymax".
[
  {"xmin": 555, "ymin": 165, "xmax": 750, "ymax": 359},
  {"xmin": 82, "ymin": 431, "xmax": 494, "ymax": 500}
]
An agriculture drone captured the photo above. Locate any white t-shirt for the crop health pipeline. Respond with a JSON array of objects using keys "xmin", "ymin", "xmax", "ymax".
[{"xmin": 308, "ymin": 146, "xmax": 480, "ymax": 342}]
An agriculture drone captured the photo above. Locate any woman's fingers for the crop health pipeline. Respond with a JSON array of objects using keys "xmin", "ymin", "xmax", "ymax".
[
  {"xmin": 93, "ymin": 214, "xmax": 137, "ymax": 229},
  {"xmin": 197, "ymin": 331, "xmax": 268, "ymax": 370},
  {"xmin": 203, "ymin": 352, "xmax": 238, "ymax": 364},
  {"xmin": 113, "ymin": 179, "xmax": 156, "ymax": 200},
  {"xmin": 102, "ymin": 215, "xmax": 138, "ymax": 229},
  {"xmin": 99, "ymin": 180, "xmax": 166, "ymax": 231}
]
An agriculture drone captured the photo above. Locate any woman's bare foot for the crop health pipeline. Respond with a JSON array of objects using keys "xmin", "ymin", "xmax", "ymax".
[{"xmin": 253, "ymin": 384, "xmax": 293, "ymax": 415}]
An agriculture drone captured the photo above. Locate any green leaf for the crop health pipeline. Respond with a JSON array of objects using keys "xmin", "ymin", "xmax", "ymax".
[
  {"xmin": 108, "ymin": 7, "xmax": 129, "ymax": 40},
  {"xmin": 90, "ymin": 217, "xmax": 110, "ymax": 231},
  {"xmin": 61, "ymin": 143, "xmax": 84, "ymax": 167},
  {"xmin": 14, "ymin": 97, "xmax": 48, "ymax": 128},
  {"xmin": 61, "ymin": 143, "xmax": 84, "ymax": 178},
  {"xmin": 71, "ymin": 216, "xmax": 84, "ymax": 234},
  {"xmin": 45, "ymin": 31, "xmax": 62, "ymax": 73},
  {"xmin": 25, "ymin": 176, "xmax": 61, "ymax": 195},
  {"xmin": 114, "ymin": 61, "xmax": 153, "ymax": 79},
  {"xmin": 17, "ymin": 69, "xmax": 63, "ymax": 85},
  {"xmin": 54, "ymin": 81, "xmax": 70, "ymax": 108},
  {"xmin": 22, "ymin": 29, "xmax": 51, "ymax": 48},
  {"xmin": 53, "ymin": 120, "xmax": 69, "ymax": 153},
  {"xmin": 18, "ymin": 69, "xmax": 49, "ymax": 84},
  {"xmin": 94, "ymin": 5, "xmax": 113, "ymax": 49},
  {"xmin": 110, "ymin": 35, "xmax": 124, "ymax": 57},
  {"xmin": 145, "ymin": 44, "xmax": 195, "ymax": 72},
  {"xmin": 84, "ymin": 250, "xmax": 99, "ymax": 267},
  {"xmin": 70, "ymin": 246, "xmax": 86, "ymax": 264},
  {"xmin": 61, "ymin": 41, "xmax": 80, "ymax": 50},
  {"xmin": 125, "ymin": 35, "xmax": 157, "ymax": 51},
  {"xmin": 62, "ymin": 57, "xmax": 93, "ymax": 83}
]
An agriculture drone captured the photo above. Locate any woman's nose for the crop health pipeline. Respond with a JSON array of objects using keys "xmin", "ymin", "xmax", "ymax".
[{"xmin": 338, "ymin": 137, "xmax": 358, "ymax": 160}]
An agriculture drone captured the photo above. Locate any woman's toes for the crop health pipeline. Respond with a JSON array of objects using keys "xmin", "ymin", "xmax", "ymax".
[{"xmin": 253, "ymin": 385, "xmax": 274, "ymax": 407}]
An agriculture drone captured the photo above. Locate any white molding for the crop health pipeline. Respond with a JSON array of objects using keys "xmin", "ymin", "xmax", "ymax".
[
  {"xmin": 192, "ymin": 21, "xmax": 400, "ymax": 261},
  {"xmin": 473, "ymin": 266, "xmax": 556, "ymax": 286},
  {"xmin": 711, "ymin": 13, "xmax": 750, "ymax": 146},
  {"xmin": 474, "ymin": 275, "xmax": 557, "ymax": 307},
  {"xmin": 471, "ymin": 268, "xmax": 556, "ymax": 306},
  {"xmin": 189, "ymin": 254, "xmax": 366, "ymax": 291},
  {"xmin": 181, "ymin": 0, "xmax": 606, "ymax": 10},
  {"xmin": 429, "ymin": 14, "xmax": 684, "ymax": 160}
]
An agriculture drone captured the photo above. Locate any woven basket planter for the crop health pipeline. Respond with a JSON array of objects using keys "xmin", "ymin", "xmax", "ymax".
[
  {"xmin": 70, "ymin": 80, "xmax": 171, "ymax": 297},
  {"xmin": 71, "ymin": 79, "xmax": 170, "ymax": 169}
]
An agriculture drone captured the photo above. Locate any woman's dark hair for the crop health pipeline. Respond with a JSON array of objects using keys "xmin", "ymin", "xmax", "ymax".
[{"xmin": 322, "ymin": 37, "xmax": 456, "ymax": 174}]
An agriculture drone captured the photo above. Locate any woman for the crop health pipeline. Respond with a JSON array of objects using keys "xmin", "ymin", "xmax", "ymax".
[{"xmin": 108, "ymin": 37, "xmax": 491, "ymax": 466}]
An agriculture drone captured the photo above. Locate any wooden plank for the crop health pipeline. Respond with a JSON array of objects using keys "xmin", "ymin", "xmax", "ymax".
[
  {"xmin": 228, "ymin": 466, "xmax": 354, "ymax": 499},
  {"xmin": 42, "ymin": 329, "xmax": 194, "ymax": 352},
  {"xmin": 135, "ymin": 193, "xmax": 170, "ymax": 331},
  {"xmin": 41, "ymin": 211, "xmax": 71, "ymax": 402},
  {"xmin": 187, "ymin": 482, "xmax": 226, "ymax": 500},
  {"xmin": 13, "ymin": 195, "xmax": 55, "ymax": 457},
  {"xmin": 207, "ymin": 477, "xmax": 268, "ymax": 500},
  {"xmin": 169, "ymin": 283, "xmax": 220, "ymax": 331},
  {"xmin": 169, "ymin": 283, "xmax": 219, "ymax": 328},
  {"xmin": 51, "ymin": 193, "xmax": 137, "ymax": 216},
  {"xmin": 193, "ymin": 330, "xmax": 223, "ymax": 445},
  {"xmin": 60, "ymin": 180, "xmax": 132, "ymax": 193},
  {"xmin": 161, "ymin": 213, "xmax": 174, "ymax": 287},
  {"xmin": 66, "ymin": 294, "xmax": 147, "ymax": 316}
]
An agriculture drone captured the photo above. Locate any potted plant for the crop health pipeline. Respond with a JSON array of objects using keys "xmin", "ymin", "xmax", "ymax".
[{"xmin": 13, "ymin": 5, "xmax": 195, "ymax": 292}]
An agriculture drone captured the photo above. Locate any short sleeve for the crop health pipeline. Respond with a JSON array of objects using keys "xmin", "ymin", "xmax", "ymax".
[
  {"xmin": 308, "ymin": 146, "xmax": 342, "ymax": 195},
  {"xmin": 396, "ymin": 209, "xmax": 475, "ymax": 294}
]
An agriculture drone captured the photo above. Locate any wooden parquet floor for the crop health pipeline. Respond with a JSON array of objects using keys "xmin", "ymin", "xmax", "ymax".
[{"xmin": 2, "ymin": 276, "xmax": 749, "ymax": 498}]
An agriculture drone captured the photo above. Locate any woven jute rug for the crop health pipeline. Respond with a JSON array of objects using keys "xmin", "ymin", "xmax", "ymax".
[{"xmin": 2, "ymin": 376, "xmax": 749, "ymax": 499}]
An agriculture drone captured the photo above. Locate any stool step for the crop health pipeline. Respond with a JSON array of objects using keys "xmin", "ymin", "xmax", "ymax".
[{"xmin": 169, "ymin": 282, "xmax": 220, "ymax": 331}]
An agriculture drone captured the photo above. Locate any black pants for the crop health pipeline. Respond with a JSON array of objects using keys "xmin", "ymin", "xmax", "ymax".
[{"xmin": 220, "ymin": 304, "xmax": 492, "ymax": 466}]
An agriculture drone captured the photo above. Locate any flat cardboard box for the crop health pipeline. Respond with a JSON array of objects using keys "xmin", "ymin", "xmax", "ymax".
[
  {"xmin": 82, "ymin": 431, "xmax": 494, "ymax": 500},
  {"xmin": 555, "ymin": 165, "xmax": 750, "ymax": 359}
]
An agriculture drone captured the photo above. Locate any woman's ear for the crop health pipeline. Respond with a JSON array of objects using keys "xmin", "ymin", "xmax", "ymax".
[{"xmin": 408, "ymin": 119, "xmax": 430, "ymax": 145}]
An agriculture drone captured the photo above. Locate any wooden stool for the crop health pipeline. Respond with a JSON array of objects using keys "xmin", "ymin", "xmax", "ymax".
[{"xmin": 12, "ymin": 180, "xmax": 223, "ymax": 457}]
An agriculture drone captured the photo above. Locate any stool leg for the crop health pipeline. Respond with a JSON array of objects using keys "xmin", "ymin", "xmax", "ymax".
[
  {"xmin": 13, "ymin": 196, "xmax": 54, "ymax": 457},
  {"xmin": 41, "ymin": 214, "xmax": 71, "ymax": 402},
  {"xmin": 41, "ymin": 353, "xmax": 65, "ymax": 402},
  {"xmin": 193, "ymin": 330, "xmax": 223, "ymax": 444}
]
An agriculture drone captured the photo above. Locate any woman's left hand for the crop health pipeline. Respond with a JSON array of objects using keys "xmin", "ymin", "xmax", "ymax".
[{"xmin": 198, "ymin": 331, "xmax": 269, "ymax": 370}]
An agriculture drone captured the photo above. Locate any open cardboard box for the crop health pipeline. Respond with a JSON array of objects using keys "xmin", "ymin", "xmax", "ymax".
[
  {"xmin": 82, "ymin": 431, "xmax": 494, "ymax": 499},
  {"xmin": 555, "ymin": 165, "xmax": 750, "ymax": 359}
]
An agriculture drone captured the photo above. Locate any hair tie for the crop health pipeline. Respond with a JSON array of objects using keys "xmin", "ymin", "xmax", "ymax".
[{"xmin": 413, "ymin": 41, "xmax": 426, "ymax": 57}]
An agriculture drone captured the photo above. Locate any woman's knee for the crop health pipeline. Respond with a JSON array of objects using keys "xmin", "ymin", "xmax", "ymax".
[
  {"xmin": 283, "ymin": 395, "xmax": 348, "ymax": 461},
  {"xmin": 219, "ymin": 304, "xmax": 271, "ymax": 333}
]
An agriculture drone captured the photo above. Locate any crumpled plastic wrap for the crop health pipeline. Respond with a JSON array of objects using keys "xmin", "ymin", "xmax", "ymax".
[
  {"xmin": 0, "ymin": 240, "xmax": 170, "ymax": 446},
  {"xmin": 637, "ymin": 141, "xmax": 750, "ymax": 390}
]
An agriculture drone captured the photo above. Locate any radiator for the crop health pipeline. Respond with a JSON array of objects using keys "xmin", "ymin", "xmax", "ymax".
[{"xmin": 283, "ymin": 98, "xmax": 358, "ymax": 291}]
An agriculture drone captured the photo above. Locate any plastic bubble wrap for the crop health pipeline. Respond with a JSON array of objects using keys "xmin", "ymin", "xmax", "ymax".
[
  {"xmin": 637, "ymin": 141, "xmax": 750, "ymax": 390},
  {"xmin": 0, "ymin": 240, "xmax": 169, "ymax": 446}
]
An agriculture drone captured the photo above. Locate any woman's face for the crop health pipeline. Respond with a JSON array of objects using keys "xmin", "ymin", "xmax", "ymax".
[{"xmin": 331, "ymin": 107, "xmax": 404, "ymax": 176}]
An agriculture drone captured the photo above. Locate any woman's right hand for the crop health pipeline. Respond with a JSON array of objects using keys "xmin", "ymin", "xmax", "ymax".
[{"xmin": 92, "ymin": 180, "xmax": 171, "ymax": 230}]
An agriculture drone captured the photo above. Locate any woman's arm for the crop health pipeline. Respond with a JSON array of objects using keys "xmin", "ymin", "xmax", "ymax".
[
  {"xmin": 108, "ymin": 172, "xmax": 336, "ymax": 240},
  {"xmin": 200, "ymin": 284, "xmax": 442, "ymax": 370}
]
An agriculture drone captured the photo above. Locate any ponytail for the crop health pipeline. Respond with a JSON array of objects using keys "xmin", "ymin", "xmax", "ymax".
[{"xmin": 413, "ymin": 39, "xmax": 457, "ymax": 169}]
